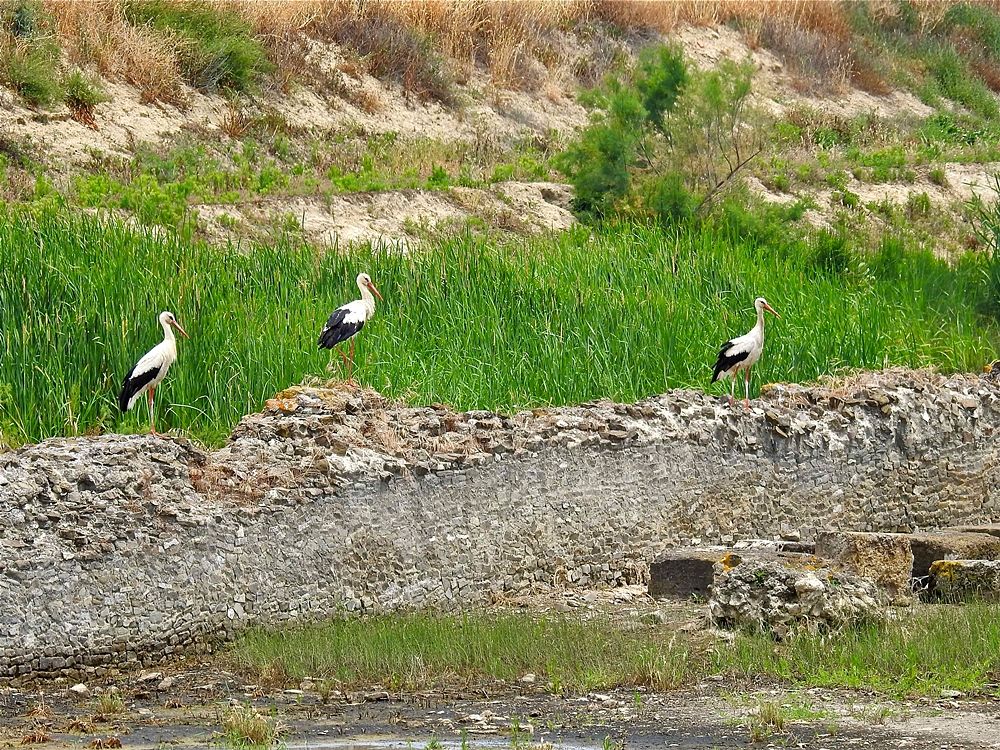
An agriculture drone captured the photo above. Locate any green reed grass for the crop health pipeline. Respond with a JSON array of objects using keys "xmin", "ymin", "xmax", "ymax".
[{"xmin": 0, "ymin": 209, "xmax": 997, "ymax": 446}]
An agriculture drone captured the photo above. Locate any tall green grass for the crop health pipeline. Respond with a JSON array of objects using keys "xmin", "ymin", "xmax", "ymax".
[
  {"xmin": 714, "ymin": 603, "xmax": 1000, "ymax": 697},
  {"xmin": 230, "ymin": 612, "xmax": 698, "ymax": 692},
  {"xmin": 230, "ymin": 605, "xmax": 1000, "ymax": 697},
  {"xmin": 0, "ymin": 209, "xmax": 997, "ymax": 447}
]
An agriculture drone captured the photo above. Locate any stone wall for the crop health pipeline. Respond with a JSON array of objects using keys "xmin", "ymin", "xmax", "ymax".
[{"xmin": 1, "ymin": 369, "xmax": 998, "ymax": 679}]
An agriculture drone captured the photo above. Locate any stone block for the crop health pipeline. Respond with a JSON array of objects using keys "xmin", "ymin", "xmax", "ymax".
[
  {"xmin": 908, "ymin": 532, "xmax": 1000, "ymax": 578},
  {"xmin": 732, "ymin": 539, "xmax": 816, "ymax": 554},
  {"xmin": 814, "ymin": 531, "xmax": 913, "ymax": 599},
  {"xmin": 930, "ymin": 559, "xmax": 1000, "ymax": 601},
  {"xmin": 946, "ymin": 524, "xmax": 1000, "ymax": 539},
  {"xmin": 648, "ymin": 548, "xmax": 727, "ymax": 600}
]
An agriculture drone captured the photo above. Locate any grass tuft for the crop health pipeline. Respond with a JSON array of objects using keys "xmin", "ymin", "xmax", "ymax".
[
  {"xmin": 220, "ymin": 703, "xmax": 283, "ymax": 748},
  {"xmin": 63, "ymin": 68, "xmax": 109, "ymax": 120}
]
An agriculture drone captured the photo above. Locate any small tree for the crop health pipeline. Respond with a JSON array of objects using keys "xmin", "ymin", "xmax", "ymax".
[
  {"xmin": 555, "ymin": 44, "xmax": 688, "ymax": 220},
  {"xmin": 557, "ymin": 46, "xmax": 762, "ymax": 225}
]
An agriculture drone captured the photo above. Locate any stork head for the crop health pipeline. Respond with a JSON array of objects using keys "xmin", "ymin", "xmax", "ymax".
[
  {"xmin": 755, "ymin": 297, "xmax": 780, "ymax": 319},
  {"xmin": 357, "ymin": 272, "xmax": 383, "ymax": 301},
  {"xmin": 159, "ymin": 310, "xmax": 190, "ymax": 339}
]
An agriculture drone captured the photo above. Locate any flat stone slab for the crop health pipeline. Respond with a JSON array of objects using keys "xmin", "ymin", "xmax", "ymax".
[
  {"xmin": 648, "ymin": 547, "xmax": 822, "ymax": 600},
  {"xmin": 909, "ymin": 531, "xmax": 1000, "ymax": 578},
  {"xmin": 814, "ymin": 531, "xmax": 914, "ymax": 600},
  {"xmin": 648, "ymin": 547, "xmax": 728, "ymax": 600},
  {"xmin": 930, "ymin": 559, "xmax": 1000, "ymax": 601},
  {"xmin": 732, "ymin": 539, "xmax": 816, "ymax": 554}
]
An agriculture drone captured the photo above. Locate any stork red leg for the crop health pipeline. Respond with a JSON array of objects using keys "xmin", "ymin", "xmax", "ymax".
[
  {"xmin": 728, "ymin": 375, "xmax": 736, "ymax": 407},
  {"xmin": 743, "ymin": 368, "xmax": 751, "ymax": 409},
  {"xmin": 347, "ymin": 338, "xmax": 356, "ymax": 386},
  {"xmin": 148, "ymin": 386, "xmax": 158, "ymax": 436}
]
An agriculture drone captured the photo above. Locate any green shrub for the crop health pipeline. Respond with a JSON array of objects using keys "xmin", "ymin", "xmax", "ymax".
[
  {"xmin": 554, "ymin": 81, "xmax": 648, "ymax": 218},
  {"xmin": 634, "ymin": 44, "xmax": 688, "ymax": 131},
  {"xmin": 557, "ymin": 48, "xmax": 757, "ymax": 223},
  {"xmin": 123, "ymin": 0, "xmax": 273, "ymax": 93}
]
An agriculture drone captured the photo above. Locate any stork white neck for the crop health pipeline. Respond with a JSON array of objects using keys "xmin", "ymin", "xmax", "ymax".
[
  {"xmin": 161, "ymin": 316, "xmax": 176, "ymax": 343},
  {"xmin": 358, "ymin": 278, "xmax": 377, "ymax": 316}
]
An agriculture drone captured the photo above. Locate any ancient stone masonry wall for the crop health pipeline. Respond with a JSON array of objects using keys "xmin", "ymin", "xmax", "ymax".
[{"xmin": 1, "ymin": 369, "xmax": 998, "ymax": 679}]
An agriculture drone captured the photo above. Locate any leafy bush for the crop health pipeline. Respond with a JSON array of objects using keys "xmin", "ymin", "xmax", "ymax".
[{"xmin": 124, "ymin": 0, "xmax": 273, "ymax": 93}]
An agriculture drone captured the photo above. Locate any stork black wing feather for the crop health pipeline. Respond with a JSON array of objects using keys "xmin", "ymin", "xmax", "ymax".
[
  {"xmin": 318, "ymin": 308, "xmax": 365, "ymax": 349},
  {"xmin": 711, "ymin": 340, "xmax": 750, "ymax": 383},
  {"xmin": 118, "ymin": 363, "xmax": 161, "ymax": 412}
]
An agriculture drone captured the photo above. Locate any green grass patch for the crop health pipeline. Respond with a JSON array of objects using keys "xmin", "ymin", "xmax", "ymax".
[
  {"xmin": 230, "ymin": 604, "xmax": 1000, "ymax": 698},
  {"xmin": 714, "ymin": 603, "xmax": 1000, "ymax": 697},
  {"xmin": 0, "ymin": 207, "xmax": 997, "ymax": 445},
  {"xmin": 123, "ymin": 0, "xmax": 272, "ymax": 93},
  {"xmin": 229, "ymin": 612, "xmax": 700, "ymax": 693}
]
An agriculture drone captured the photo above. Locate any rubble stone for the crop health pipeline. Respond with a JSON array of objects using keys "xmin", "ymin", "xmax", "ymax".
[{"xmin": 709, "ymin": 559, "xmax": 886, "ymax": 638}]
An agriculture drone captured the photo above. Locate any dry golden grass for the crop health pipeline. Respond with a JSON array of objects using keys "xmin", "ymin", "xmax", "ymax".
[{"xmin": 23, "ymin": 0, "xmax": 1000, "ymax": 103}]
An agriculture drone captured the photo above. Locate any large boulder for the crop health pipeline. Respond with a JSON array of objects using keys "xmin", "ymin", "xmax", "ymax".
[
  {"xmin": 814, "ymin": 531, "xmax": 914, "ymax": 601},
  {"xmin": 709, "ymin": 559, "xmax": 885, "ymax": 639},
  {"xmin": 930, "ymin": 559, "xmax": 1000, "ymax": 601}
]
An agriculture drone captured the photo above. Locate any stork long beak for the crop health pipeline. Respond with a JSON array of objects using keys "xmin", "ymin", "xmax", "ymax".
[
  {"xmin": 367, "ymin": 281, "xmax": 384, "ymax": 301},
  {"xmin": 171, "ymin": 319, "xmax": 191, "ymax": 339},
  {"xmin": 763, "ymin": 303, "xmax": 780, "ymax": 319}
]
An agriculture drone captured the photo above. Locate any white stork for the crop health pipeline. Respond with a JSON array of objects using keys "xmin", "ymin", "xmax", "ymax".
[
  {"xmin": 318, "ymin": 272, "xmax": 383, "ymax": 385},
  {"xmin": 118, "ymin": 310, "xmax": 189, "ymax": 435},
  {"xmin": 711, "ymin": 296, "xmax": 780, "ymax": 408}
]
